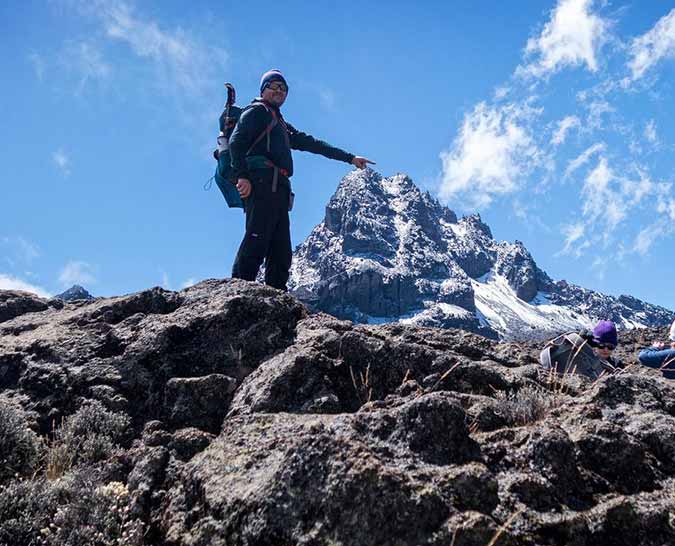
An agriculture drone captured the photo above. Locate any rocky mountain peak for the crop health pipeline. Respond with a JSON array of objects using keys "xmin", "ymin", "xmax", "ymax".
[
  {"xmin": 290, "ymin": 170, "xmax": 674, "ymax": 340},
  {"xmin": 56, "ymin": 284, "xmax": 94, "ymax": 301}
]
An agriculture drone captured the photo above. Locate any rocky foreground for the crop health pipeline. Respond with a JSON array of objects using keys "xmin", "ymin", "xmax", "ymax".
[{"xmin": 1, "ymin": 280, "xmax": 675, "ymax": 546}]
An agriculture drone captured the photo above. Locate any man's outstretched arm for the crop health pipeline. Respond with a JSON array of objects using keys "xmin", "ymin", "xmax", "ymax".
[{"xmin": 287, "ymin": 122, "xmax": 374, "ymax": 169}]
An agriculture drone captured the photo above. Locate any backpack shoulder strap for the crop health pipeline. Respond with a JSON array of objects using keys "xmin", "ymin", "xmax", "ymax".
[{"xmin": 246, "ymin": 102, "xmax": 278, "ymax": 155}]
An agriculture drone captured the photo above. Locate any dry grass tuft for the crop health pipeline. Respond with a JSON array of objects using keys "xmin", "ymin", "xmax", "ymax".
[
  {"xmin": 493, "ymin": 385, "xmax": 562, "ymax": 427},
  {"xmin": 350, "ymin": 363, "xmax": 373, "ymax": 404}
]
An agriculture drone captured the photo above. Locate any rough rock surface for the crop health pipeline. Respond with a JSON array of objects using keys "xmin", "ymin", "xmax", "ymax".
[
  {"xmin": 2, "ymin": 281, "xmax": 675, "ymax": 546},
  {"xmin": 288, "ymin": 169, "xmax": 674, "ymax": 340}
]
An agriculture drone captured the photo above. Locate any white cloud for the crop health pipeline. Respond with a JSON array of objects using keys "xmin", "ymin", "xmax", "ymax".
[
  {"xmin": 518, "ymin": 0, "xmax": 609, "ymax": 79},
  {"xmin": 559, "ymin": 221, "xmax": 589, "ymax": 257},
  {"xmin": 161, "ymin": 270, "xmax": 170, "ymax": 289},
  {"xmin": 633, "ymin": 220, "xmax": 670, "ymax": 255},
  {"xmin": 70, "ymin": 0, "xmax": 227, "ymax": 98},
  {"xmin": 644, "ymin": 119, "xmax": 658, "ymax": 144},
  {"xmin": 575, "ymin": 158, "xmax": 660, "ymax": 251},
  {"xmin": 52, "ymin": 149, "xmax": 71, "ymax": 176},
  {"xmin": 627, "ymin": 9, "xmax": 675, "ymax": 81},
  {"xmin": 59, "ymin": 260, "xmax": 96, "ymax": 286},
  {"xmin": 181, "ymin": 278, "xmax": 196, "ymax": 289},
  {"xmin": 564, "ymin": 168, "xmax": 673, "ymax": 258},
  {"xmin": 586, "ymin": 100, "xmax": 614, "ymax": 129},
  {"xmin": 551, "ymin": 115, "xmax": 580, "ymax": 145},
  {"xmin": 438, "ymin": 0, "xmax": 674, "ymax": 267},
  {"xmin": 620, "ymin": 170, "xmax": 654, "ymax": 205},
  {"xmin": 439, "ymin": 102, "xmax": 541, "ymax": 207},
  {"xmin": 0, "ymin": 274, "xmax": 51, "ymax": 298},
  {"xmin": 494, "ymin": 86, "xmax": 510, "ymax": 100},
  {"xmin": 656, "ymin": 185, "xmax": 675, "ymax": 221},
  {"xmin": 62, "ymin": 41, "xmax": 112, "ymax": 93},
  {"xmin": 581, "ymin": 158, "xmax": 625, "ymax": 233},
  {"xmin": 564, "ymin": 142, "xmax": 606, "ymax": 177}
]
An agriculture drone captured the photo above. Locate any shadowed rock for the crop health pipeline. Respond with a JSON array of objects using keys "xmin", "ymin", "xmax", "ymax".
[{"xmin": 2, "ymin": 280, "xmax": 675, "ymax": 546}]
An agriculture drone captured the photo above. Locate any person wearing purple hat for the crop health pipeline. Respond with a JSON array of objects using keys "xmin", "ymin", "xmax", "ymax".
[
  {"xmin": 539, "ymin": 320, "xmax": 624, "ymax": 379},
  {"xmin": 228, "ymin": 69, "xmax": 374, "ymax": 291},
  {"xmin": 590, "ymin": 320, "xmax": 621, "ymax": 367}
]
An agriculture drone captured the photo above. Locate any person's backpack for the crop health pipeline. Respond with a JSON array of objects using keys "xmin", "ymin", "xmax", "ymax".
[
  {"xmin": 539, "ymin": 332, "xmax": 607, "ymax": 379},
  {"xmin": 212, "ymin": 83, "xmax": 278, "ymax": 209}
]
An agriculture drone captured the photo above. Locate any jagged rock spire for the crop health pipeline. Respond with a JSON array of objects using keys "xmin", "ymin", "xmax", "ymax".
[{"xmin": 289, "ymin": 170, "xmax": 674, "ymax": 340}]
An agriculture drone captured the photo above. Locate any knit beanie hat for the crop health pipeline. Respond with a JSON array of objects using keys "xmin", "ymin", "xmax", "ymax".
[
  {"xmin": 592, "ymin": 320, "xmax": 618, "ymax": 347},
  {"xmin": 260, "ymin": 69, "xmax": 288, "ymax": 95}
]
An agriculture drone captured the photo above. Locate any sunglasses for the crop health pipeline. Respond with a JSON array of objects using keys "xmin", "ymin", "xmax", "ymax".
[
  {"xmin": 266, "ymin": 83, "xmax": 288, "ymax": 93},
  {"xmin": 595, "ymin": 343, "xmax": 615, "ymax": 350}
]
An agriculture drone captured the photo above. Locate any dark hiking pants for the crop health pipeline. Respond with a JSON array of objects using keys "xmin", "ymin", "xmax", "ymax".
[{"xmin": 231, "ymin": 170, "xmax": 292, "ymax": 291}]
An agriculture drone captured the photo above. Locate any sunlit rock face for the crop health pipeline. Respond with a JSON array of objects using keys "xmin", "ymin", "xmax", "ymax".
[
  {"xmin": 289, "ymin": 169, "xmax": 674, "ymax": 340},
  {"xmin": 2, "ymin": 281, "xmax": 675, "ymax": 546}
]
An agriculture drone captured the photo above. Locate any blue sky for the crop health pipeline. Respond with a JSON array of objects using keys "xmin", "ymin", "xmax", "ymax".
[{"xmin": 1, "ymin": 0, "xmax": 674, "ymax": 310}]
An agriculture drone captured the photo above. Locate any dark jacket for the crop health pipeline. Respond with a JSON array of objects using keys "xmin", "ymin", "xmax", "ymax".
[{"xmin": 228, "ymin": 99, "xmax": 354, "ymax": 181}]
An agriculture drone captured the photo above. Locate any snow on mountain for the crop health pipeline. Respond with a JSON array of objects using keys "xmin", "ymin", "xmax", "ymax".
[
  {"xmin": 288, "ymin": 169, "xmax": 674, "ymax": 340},
  {"xmin": 472, "ymin": 273, "xmax": 595, "ymax": 340}
]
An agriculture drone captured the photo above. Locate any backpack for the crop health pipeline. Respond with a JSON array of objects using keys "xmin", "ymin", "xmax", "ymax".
[
  {"xmin": 212, "ymin": 84, "xmax": 278, "ymax": 209},
  {"xmin": 539, "ymin": 332, "xmax": 607, "ymax": 379}
]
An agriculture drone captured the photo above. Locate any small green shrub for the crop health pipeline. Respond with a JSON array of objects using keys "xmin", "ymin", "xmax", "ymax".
[
  {"xmin": 42, "ymin": 480, "xmax": 145, "ymax": 546},
  {"xmin": 0, "ymin": 471, "xmax": 145, "ymax": 546},
  {"xmin": 0, "ymin": 477, "xmax": 68, "ymax": 546},
  {"xmin": 0, "ymin": 398, "xmax": 44, "ymax": 482},
  {"xmin": 47, "ymin": 400, "xmax": 131, "ymax": 479}
]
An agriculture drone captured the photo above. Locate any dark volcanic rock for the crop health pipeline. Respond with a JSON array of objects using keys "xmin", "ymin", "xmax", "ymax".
[
  {"xmin": 0, "ymin": 290, "xmax": 53, "ymax": 323},
  {"xmin": 0, "ymin": 279, "xmax": 306, "ymax": 433},
  {"xmin": 169, "ymin": 405, "xmax": 469, "ymax": 546},
  {"xmin": 2, "ymin": 280, "xmax": 675, "ymax": 546},
  {"xmin": 494, "ymin": 241, "xmax": 540, "ymax": 302},
  {"xmin": 164, "ymin": 374, "xmax": 237, "ymax": 431}
]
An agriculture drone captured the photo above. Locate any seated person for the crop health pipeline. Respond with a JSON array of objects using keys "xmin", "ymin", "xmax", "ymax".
[
  {"xmin": 638, "ymin": 319, "xmax": 675, "ymax": 379},
  {"xmin": 540, "ymin": 320, "xmax": 622, "ymax": 379}
]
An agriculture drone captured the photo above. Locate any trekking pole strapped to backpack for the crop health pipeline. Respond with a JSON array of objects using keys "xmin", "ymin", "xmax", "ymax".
[
  {"xmin": 213, "ymin": 83, "xmax": 245, "ymax": 209},
  {"xmin": 212, "ymin": 83, "xmax": 287, "ymax": 209}
]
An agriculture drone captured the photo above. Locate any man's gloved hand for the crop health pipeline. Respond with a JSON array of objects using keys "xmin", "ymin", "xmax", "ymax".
[{"xmin": 237, "ymin": 178, "xmax": 252, "ymax": 199}]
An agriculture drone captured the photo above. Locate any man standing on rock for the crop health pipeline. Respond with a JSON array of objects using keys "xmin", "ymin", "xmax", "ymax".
[{"xmin": 229, "ymin": 69, "xmax": 374, "ymax": 291}]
